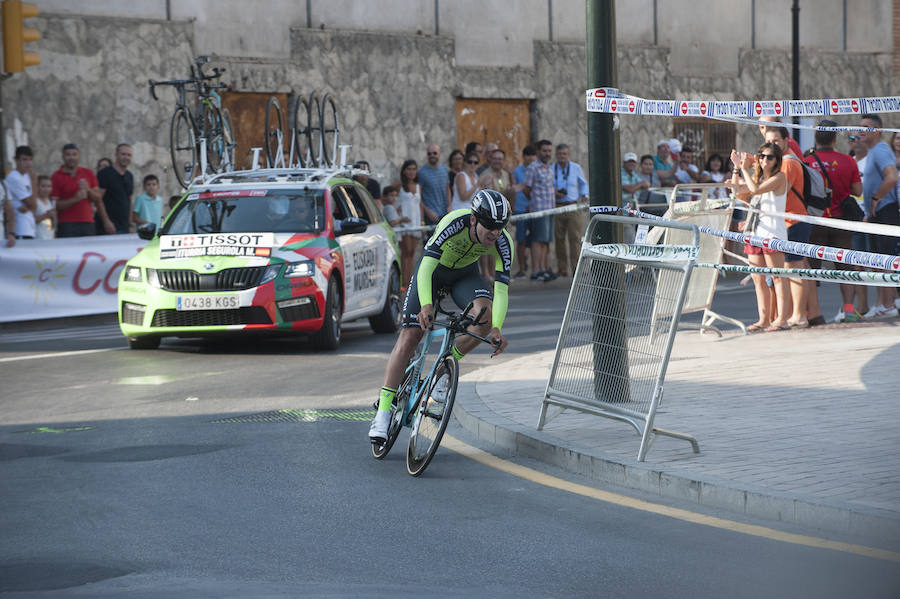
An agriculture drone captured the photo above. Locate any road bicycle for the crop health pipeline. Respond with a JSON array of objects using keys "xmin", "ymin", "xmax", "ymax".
[
  {"xmin": 264, "ymin": 90, "xmax": 340, "ymax": 169},
  {"xmin": 371, "ymin": 299, "xmax": 498, "ymax": 476},
  {"xmin": 150, "ymin": 56, "xmax": 236, "ymax": 188}
]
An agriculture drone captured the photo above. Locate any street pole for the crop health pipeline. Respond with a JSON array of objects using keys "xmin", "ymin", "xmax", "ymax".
[
  {"xmin": 791, "ymin": 0, "xmax": 800, "ymax": 142},
  {"xmin": 586, "ymin": 0, "xmax": 629, "ymax": 403}
]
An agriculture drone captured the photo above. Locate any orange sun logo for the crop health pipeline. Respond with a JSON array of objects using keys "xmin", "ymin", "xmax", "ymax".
[{"xmin": 22, "ymin": 254, "xmax": 67, "ymax": 305}]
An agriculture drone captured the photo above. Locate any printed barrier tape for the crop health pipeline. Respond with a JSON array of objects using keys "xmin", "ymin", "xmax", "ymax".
[
  {"xmin": 392, "ymin": 202, "xmax": 586, "ymax": 235},
  {"xmin": 698, "ymin": 262, "xmax": 900, "ymax": 287},
  {"xmin": 588, "ymin": 243, "xmax": 699, "ymax": 262},
  {"xmin": 732, "ymin": 200, "xmax": 900, "ymax": 238},
  {"xmin": 590, "ymin": 205, "xmax": 900, "ymax": 272},
  {"xmin": 585, "ymin": 87, "xmax": 900, "ymax": 133}
]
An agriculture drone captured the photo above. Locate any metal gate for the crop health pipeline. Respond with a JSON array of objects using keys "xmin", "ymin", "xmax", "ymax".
[{"xmin": 538, "ymin": 214, "xmax": 701, "ymax": 461}]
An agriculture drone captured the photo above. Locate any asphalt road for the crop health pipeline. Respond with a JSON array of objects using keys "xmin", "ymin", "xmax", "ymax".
[{"xmin": 2, "ymin": 280, "xmax": 897, "ymax": 598}]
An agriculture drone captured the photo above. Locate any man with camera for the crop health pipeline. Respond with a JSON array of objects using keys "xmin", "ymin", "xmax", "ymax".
[{"xmin": 552, "ymin": 143, "xmax": 589, "ymax": 278}]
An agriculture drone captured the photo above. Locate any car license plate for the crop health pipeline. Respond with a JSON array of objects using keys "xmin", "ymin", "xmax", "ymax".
[{"xmin": 176, "ymin": 295, "xmax": 239, "ymax": 311}]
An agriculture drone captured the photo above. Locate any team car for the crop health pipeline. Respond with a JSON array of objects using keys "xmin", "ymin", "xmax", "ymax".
[{"xmin": 117, "ymin": 168, "xmax": 402, "ymax": 350}]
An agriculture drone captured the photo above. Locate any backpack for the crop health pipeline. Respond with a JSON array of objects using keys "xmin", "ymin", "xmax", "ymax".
[{"xmin": 784, "ymin": 154, "xmax": 829, "ymax": 217}]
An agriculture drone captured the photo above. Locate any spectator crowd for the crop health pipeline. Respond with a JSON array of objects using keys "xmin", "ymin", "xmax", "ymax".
[
  {"xmin": 2, "ymin": 142, "xmax": 169, "ymax": 247},
  {"xmin": 357, "ymin": 139, "xmax": 589, "ymax": 288},
  {"xmin": 619, "ymin": 115, "xmax": 900, "ymax": 327}
]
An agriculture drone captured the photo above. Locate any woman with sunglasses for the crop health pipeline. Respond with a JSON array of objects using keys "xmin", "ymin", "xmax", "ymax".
[
  {"xmin": 731, "ymin": 143, "xmax": 790, "ymax": 332},
  {"xmin": 451, "ymin": 151, "xmax": 480, "ymax": 212}
]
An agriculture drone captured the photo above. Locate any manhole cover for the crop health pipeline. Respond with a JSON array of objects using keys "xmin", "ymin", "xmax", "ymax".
[{"xmin": 211, "ymin": 408, "xmax": 375, "ymax": 423}]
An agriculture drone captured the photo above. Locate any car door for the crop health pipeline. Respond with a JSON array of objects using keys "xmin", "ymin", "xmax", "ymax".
[{"xmin": 338, "ymin": 183, "xmax": 387, "ymax": 314}]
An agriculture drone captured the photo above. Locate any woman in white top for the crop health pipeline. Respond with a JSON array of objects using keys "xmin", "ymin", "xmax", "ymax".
[
  {"xmin": 451, "ymin": 151, "xmax": 479, "ymax": 211},
  {"xmin": 394, "ymin": 159, "xmax": 423, "ymax": 286},
  {"xmin": 731, "ymin": 143, "xmax": 789, "ymax": 332}
]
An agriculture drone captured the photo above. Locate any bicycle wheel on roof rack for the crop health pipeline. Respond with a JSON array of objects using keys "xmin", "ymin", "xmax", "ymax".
[
  {"xmin": 319, "ymin": 92, "xmax": 340, "ymax": 168},
  {"xmin": 169, "ymin": 107, "xmax": 197, "ymax": 189},
  {"xmin": 201, "ymin": 102, "xmax": 225, "ymax": 174},
  {"xmin": 264, "ymin": 95, "xmax": 284, "ymax": 168},
  {"xmin": 292, "ymin": 92, "xmax": 312, "ymax": 168},
  {"xmin": 306, "ymin": 91, "xmax": 323, "ymax": 168}
]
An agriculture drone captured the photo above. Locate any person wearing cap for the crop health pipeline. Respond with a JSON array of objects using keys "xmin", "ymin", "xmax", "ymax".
[
  {"xmin": 653, "ymin": 139, "xmax": 677, "ymax": 187},
  {"xmin": 621, "ymin": 152, "xmax": 648, "ymax": 209},
  {"xmin": 51, "ymin": 143, "xmax": 102, "ymax": 237},
  {"xmin": 804, "ymin": 119, "xmax": 862, "ymax": 324},
  {"xmin": 352, "ymin": 160, "xmax": 381, "ymax": 204}
]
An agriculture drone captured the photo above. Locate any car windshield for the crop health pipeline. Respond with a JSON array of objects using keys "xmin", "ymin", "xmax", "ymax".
[{"xmin": 163, "ymin": 190, "xmax": 326, "ymax": 235}]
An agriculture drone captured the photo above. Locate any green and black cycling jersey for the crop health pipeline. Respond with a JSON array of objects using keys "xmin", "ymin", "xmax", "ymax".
[{"xmin": 416, "ymin": 208, "xmax": 514, "ymax": 331}]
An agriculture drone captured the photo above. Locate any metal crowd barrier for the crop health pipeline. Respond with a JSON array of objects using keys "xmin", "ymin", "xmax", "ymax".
[
  {"xmin": 638, "ymin": 184, "xmax": 745, "ymax": 335},
  {"xmin": 538, "ymin": 213, "xmax": 701, "ymax": 462}
]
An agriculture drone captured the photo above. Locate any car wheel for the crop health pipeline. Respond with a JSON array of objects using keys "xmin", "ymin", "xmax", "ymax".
[
  {"xmin": 369, "ymin": 265, "xmax": 402, "ymax": 334},
  {"xmin": 128, "ymin": 336, "xmax": 160, "ymax": 350},
  {"xmin": 312, "ymin": 277, "xmax": 342, "ymax": 350}
]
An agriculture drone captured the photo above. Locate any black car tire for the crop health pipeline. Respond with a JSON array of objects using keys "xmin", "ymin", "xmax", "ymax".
[
  {"xmin": 312, "ymin": 277, "xmax": 342, "ymax": 350},
  {"xmin": 128, "ymin": 336, "xmax": 160, "ymax": 350}
]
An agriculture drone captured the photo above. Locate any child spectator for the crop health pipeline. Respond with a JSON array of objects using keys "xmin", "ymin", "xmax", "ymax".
[
  {"xmin": 132, "ymin": 174, "xmax": 164, "ymax": 228},
  {"xmin": 34, "ymin": 175, "xmax": 56, "ymax": 239},
  {"xmin": 380, "ymin": 185, "xmax": 410, "ymax": 227}
]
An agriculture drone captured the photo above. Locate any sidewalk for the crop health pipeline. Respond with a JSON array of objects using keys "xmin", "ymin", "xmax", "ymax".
[{"xmin": 454, "ymin": 319, "xmax": 900, "ymax": 542}]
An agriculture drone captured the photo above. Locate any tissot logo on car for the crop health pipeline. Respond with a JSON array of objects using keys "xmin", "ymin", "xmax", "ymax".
[{"xmin": 159, "ymin": 233, "xmax": 275, "ymax": 260}]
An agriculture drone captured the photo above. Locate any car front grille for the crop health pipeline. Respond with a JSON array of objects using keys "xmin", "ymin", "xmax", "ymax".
[
  {"xmin": 150, "ymin": 306, "xmax": 272, "ymax": 327},
  {"xmin": 154, "ymin": 266, "xmax": 268, "ymax": 292}
]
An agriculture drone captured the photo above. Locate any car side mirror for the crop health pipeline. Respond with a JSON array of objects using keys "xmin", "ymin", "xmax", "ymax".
[
  {"xmin": 336, "ymin": 217, "xmax": 368, "ymax": 235},
  {"xmin": 137, "ymin": 223, "xmax": 157, "ymax": 240}
]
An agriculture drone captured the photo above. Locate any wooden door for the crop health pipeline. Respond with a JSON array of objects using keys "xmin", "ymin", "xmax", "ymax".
[
  {"xmin": 220, "ymin": 92, "xmax": 290, "ymax": 170},
  {"xmin": 456, "ymin": 98, "xmax": 531, "ymax": 165}
]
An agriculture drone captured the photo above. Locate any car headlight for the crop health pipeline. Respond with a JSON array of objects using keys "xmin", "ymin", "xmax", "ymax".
[
  {"xmin": 284, "ymin": 260, "xmax": 316, "ymax": 278},
  {"xmin": 260, "ymin": 263, "xmax": 283, "ymax": 285},
  {"xmin": 124, "ymin": 266, "xmax": 142, "ymax": 283}
]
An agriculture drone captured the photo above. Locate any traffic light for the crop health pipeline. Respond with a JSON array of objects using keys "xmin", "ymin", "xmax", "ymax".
[{"xmin": 2, "ymin": 0, "xmax": 40, "ymax": 73}]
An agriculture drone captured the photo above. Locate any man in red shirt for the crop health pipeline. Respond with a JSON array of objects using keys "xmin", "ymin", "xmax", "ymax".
[
  {"xmin": 51, "ymin": 143, "xmax": 104, "ymax": 237},
  {"xmin": 804, "ymin": 120, "xmax": 863, "ymax": 322},
  {"xmin": 765, "ymin": 126, "xmax": 813, "ymax": 326}
]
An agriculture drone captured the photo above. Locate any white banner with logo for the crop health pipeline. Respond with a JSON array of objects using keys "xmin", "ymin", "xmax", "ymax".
[{"xmin": 0, "ymin": 235, "xmax": 144, "ymax": 323}]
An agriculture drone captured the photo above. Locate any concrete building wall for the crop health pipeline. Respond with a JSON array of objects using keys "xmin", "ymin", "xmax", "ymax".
[{"xmin": 4, "ymin": 5, "xmax": 895, "ymax": 199}]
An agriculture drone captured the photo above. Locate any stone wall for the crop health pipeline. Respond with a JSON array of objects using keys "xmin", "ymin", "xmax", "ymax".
[{"xmin": 3, "ymin": 12, "xmax": 894, "ymax": 198}]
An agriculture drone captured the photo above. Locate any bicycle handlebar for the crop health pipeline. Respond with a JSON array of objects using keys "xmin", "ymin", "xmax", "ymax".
[
  {"xmin": 148, "ymin": 58, "xmax": 226, "ymax": 101},
  {"xmin": 431, "ymin": 303, "xmax": 500, "ymax": 348}
]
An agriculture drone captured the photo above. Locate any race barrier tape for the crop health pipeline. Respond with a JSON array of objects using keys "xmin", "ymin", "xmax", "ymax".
[
  {"xmin": 590, "ymin": 205, "xmax": 900, "ymax": 272},
  {"xmin": 585, "ymin": 87, "xmax": 900, "ymax": 133},
  {"xmin": 0, "ymin": 235, "xmax": 143, "ymax": 323},
  {"xmin": 589, "ymin": 243, "xmax": 699, "ymax": 262},
  {"xmin": 697, "ymin": 263, "xmax": 900, "ymax": 287},
  {"xmin": 732, "ymin": 200, "xmax": 900, "ymax": 237}
]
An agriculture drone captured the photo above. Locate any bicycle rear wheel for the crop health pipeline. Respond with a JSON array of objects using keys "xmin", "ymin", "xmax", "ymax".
[
  {"xmin": 221, "ymin": 106, "xmax": 236, "ymax": 168},
  {"xmin": 406, "ymin": 356, "xmax": 458, "ymax": 476},
  {"xmin": 169, "ymin": 107, "xmax": 197, "ymax": 189},
  {"xmin": 264, "ymin": 96, "xmax": 284, "ymax": 168},
  {"xmin": 319, "ymin": 92, "xmax": 340, "ymax": 167},
  {"xmin": 371, "ymin": 368, "xmax": 415, "ymax": 460}
]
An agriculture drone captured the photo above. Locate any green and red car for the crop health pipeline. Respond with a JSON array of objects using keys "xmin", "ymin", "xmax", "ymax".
[{"xmin": 117, "ymin": 168, "xmax": 402, "ymax": 350}]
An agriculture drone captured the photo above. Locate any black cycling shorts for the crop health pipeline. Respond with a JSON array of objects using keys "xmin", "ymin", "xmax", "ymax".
[{"xmin": 401, "ymin": 258, "xmax": 492, "ymax": 328}]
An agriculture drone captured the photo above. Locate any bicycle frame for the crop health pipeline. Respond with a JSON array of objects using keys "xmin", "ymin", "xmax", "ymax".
[{"xmin": 400, "ymin": 325, "xmax": 454, "ymax": 429}]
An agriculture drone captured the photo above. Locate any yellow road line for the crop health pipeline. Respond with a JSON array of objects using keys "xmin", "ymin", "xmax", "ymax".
[{"xmin": 442, "ymin": 434, "xmax": 900, "ymax": 563}]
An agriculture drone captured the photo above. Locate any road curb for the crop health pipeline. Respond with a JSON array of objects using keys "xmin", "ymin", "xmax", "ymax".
[{"xmin": 452, "ymin": 380, "xmax": 900, "ymax": 542}]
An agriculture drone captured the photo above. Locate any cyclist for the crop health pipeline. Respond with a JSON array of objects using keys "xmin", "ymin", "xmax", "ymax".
[{"xmin": 368, "ymin": 189, "xmax": 514, "ymax": 443}]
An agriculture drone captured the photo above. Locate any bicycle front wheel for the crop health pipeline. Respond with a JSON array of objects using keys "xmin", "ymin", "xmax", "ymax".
[
  {"xmin": 371, "ymin": 368, "xmax": 415, "ymax": 460},
  {"xmin": 319, "ymin": 92, "xmax": 340, "ymax": 167},
  {"xmin": 264, "ymin": 96, "xmax": 284, "ymax": 168},
  {"xmin": 169, "ymin": 107, "xmax": 197, "ymax": 189},
  {"xmin": 406, "ymin": 356, "xmax": 458, "ymax": 476}
]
